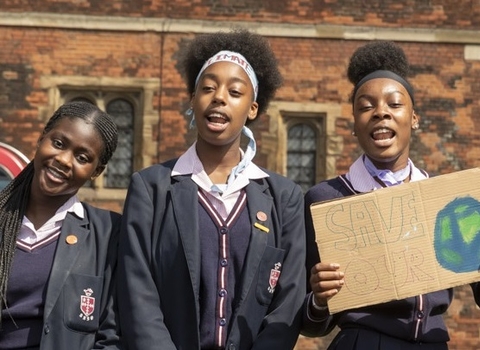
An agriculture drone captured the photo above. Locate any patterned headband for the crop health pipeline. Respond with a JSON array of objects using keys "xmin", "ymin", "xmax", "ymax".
[{"xmin": 195, "ymin": 50, "xmax": 259, "ymax": 101}]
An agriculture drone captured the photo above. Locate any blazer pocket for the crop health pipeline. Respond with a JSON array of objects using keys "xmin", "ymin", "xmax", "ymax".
[
  {"xmin": 255, "ymin": 246, "xmax": 285, "ymax": 306},
  {"xmin": 63, "ymin": 273, "xmax": 103, "ymax": 333}
]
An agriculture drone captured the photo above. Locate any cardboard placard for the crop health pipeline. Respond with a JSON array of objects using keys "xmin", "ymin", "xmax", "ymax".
[{"xmin": 310, "ymin": 167, "xmax": 480, "ymax": 314}]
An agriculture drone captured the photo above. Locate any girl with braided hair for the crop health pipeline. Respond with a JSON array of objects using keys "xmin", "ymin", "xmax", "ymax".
[
  {"xmin": 0, "ymin": 101, "xmax": 121, "ymax": 349},
  {"xmin": 301, "ymin": 41, "xmax": 460, "ymax": 349},
  {"xmin": 117, "ymin": 29, "xmax": 306, "ymax": 350}
]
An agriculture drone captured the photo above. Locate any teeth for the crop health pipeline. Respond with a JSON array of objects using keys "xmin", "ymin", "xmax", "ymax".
[
  {"xmin": 48, "ymin": 168, "xmax": 65, "ymax": 179},
  {"xmin": 372, "ymin": 128, "xmax": 394, "ymax": 141},
  {"xmin": 209, "ymin": 113, "xmax": 226, "ymax": 120},
  {"xmin": 373, "ymin": 128, "xmax": 390, "ymax": 135}
]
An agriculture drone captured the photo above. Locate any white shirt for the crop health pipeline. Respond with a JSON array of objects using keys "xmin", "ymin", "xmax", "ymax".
[
  {"xmin": 171, "ymin": 142, "xmax": 269, "ymax": 220},
  {"xmin": 346, "ymin": 155, "xmax": 428, "ymax": 192},
  {"xmin": 17, "ymin": 195, "xmax": 84, "ymax": 245}
]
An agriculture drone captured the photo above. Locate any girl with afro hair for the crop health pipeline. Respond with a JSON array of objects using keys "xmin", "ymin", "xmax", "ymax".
[
  {"xmin": 302, "ymin": 41, "xmax": 456, "ymax": 349},
  {"xmin": 117, "ymin": 29, "xmax": 306, "ymax": 350}
]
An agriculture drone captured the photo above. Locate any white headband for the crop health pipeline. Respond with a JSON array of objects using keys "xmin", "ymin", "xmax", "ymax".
[{"xmin": 194, "ymin": 50, "xmax": 259, "ymax": 101}]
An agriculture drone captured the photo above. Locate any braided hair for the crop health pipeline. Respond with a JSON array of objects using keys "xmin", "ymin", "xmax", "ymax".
[
  {"xmin": 178, "ymin": 28, "xmax": 283, "ymax": 119},
  {"xmin": 0, "ymin": 101, "xmax": 118, "ymax": 318}
]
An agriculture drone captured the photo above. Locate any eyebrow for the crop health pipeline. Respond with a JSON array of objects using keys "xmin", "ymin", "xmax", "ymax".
[
  {"xmin": 356, "ymin": 89, "xmax": 408, "ymax": 101},
  {"xmin": 200, "ymin": 73, "xmax": 248, "ymax": 86},
  {"xmin": 50, "ymin": 131, "xmax": 98, "ymax": 155}
]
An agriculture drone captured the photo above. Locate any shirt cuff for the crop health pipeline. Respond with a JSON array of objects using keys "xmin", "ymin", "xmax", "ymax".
[{"xmin": 307, "ymin": 292, "xmax": 330, "ymax": 321}]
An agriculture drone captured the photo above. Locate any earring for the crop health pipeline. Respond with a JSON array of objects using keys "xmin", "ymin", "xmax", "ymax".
[
  {"xmin": 351, "ymin": 131, "xmax": 356, "ymax": 136},
  {"xmin": 412, "ymin": 124, "xmax": 419, "ymax": 130},
  {"xmin": 186, "ymin": 107, "xmax": 196, "ymax": 129}
]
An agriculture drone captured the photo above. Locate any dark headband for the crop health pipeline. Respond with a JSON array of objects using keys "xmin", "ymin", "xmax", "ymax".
[{"xmin": 352, "ymin": 70, "xmax": 415, "ymax": 105}]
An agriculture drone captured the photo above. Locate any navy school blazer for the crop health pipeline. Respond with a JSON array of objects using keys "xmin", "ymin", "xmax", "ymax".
[
  {"xmin": 118, "ymin": 162, "xmax": 306, "ymax": 350},
  {"xmin": 39, "ymin": 203, "xmax": 122, "ymax": 349}
]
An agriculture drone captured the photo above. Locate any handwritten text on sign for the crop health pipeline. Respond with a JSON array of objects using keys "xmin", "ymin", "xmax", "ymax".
[
  {"xmin": 312, "ymin": 168, "xmax": 480, "ymax": 314},
  {"xmin": 322, "ymin": 192, "xmax": 435, "ymax": 296}
]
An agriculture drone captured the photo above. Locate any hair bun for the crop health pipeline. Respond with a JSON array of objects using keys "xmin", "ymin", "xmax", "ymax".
[{"xmin": 347, "ymin": 41, "xmax": 410, "ymax": 85}]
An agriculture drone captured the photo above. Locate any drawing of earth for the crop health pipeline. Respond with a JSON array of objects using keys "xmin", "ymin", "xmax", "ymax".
[{"xmin": 434, "ymin": 196, "xmax": 480, "ymax": 273}]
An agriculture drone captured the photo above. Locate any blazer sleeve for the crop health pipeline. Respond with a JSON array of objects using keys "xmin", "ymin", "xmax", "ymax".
[
  {"xmin": 251, "ymin": 181, "xmax": 307, "ymax": 349},
  {"xmin": 94, "ymin": 210, "xmax": 123, "ymax": 350},
  {"xmin": 471, "ymin": 283, "xmax": 480, "ymax": 307},
  {"xmin": 300, "ymin": 183, "xmax": 339, "ymax": 337},
  {"xmin": 117, "ymin": 171, "xmax": 177, "ymax": 350}
]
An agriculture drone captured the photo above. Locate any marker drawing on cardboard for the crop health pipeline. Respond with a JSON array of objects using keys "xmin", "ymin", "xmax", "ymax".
[
  {"xmin": 434, "ymin": 196, "xmax": 480, "ymax": 273},
  {"xmin": 310, "ymin": 167, "xmax": 480, "ymax": 314}
]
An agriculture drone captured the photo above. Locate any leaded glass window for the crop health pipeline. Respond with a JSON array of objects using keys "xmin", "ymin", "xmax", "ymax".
[
  {"xmin": 105, "ymin": 98, "xmax": 134, "ymax": 188},
  {"xmin": 287, "ymin": 123, "xmax": 317, "ymax": 192}
]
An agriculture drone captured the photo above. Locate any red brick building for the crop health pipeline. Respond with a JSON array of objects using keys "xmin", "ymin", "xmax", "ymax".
[{"xmin": 1, "ymin": 1, "xmax": 480, "ymax": 348}]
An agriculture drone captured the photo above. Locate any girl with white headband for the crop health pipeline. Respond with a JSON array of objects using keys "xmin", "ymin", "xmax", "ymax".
[
  {"xmin": 117, "ymin": 29, "xmax": 306, "ymax": 350},
  {"xmin": 301, "ymin": 41, "xmax": 469, "ymax": 349}
]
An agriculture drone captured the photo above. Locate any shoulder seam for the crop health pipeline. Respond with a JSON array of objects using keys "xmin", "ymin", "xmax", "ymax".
[{"xmin": 337, "ymin": 175, "xmax": 359, "ymax": 195}]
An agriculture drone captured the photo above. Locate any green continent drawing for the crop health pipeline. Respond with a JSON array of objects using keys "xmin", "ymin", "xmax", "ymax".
[{"xmin": 434, "ymin": 196, "xmax": 480, "ymax": 273}]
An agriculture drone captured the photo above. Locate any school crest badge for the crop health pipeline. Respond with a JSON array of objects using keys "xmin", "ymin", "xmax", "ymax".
[
  {"xmin": 268, "ymin": 262, "xmax": 282, "ymax": 293},
  {"xmin": 79, "ymin": 288, "xmax": 95, "ymax": 321}
]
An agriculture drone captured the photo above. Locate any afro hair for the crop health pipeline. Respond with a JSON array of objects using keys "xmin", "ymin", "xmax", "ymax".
[{"xmin": 178, "ymin": 29, "xmax": 283, "ymax": 117}]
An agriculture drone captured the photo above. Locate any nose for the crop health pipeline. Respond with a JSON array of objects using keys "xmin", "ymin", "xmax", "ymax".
[
  {"xmin": 373, "ymin": 102, "xmax": 392, "ymax": 119},
  {"xmin": 212, "ymin": 86, "xmax": 227, "ymax": 105},
  {"xmin": 54, "ymin": 150, "xmax": 73, "ymax": 170}
]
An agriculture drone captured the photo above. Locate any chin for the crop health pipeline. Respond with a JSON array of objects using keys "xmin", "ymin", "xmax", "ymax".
[{"xmin": 370, "ymin": 154, "xmax": 403, "ymax": 167}]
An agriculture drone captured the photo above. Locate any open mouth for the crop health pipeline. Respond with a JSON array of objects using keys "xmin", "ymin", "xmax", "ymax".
[
  {"xmin": 46, "ymin": 167, "xmax": 68, "ymax": 182},
  {"xmin": 205, "ymin": 112, "xmax": 230, "ymax": 132},
  {"xmin": 371, "ymin": 128, "xmax": 395, "ymax": 141},
  {"xmin": 207, "ymin": 112, "xmax": 228, "ymax": 124}
]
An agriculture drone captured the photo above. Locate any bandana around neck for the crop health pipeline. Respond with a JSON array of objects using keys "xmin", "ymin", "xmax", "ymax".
[
  {"xmin": 194, "ymin": 50, "xmax": 259, "ymax": 101},
  {"xmin": 208, "ymin": 125, "xmax": 257, "ymax": 194},
  {"xmin": 363, "ymin": 155, "xmax": 412, "ymax": 187}
]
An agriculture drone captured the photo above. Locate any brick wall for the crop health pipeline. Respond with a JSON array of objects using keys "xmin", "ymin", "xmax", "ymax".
[
  {"xmin": 3, "ymin": 30, "xmax": 480, "ymax": 175},
  {"xmin": 1, "ymin": 2, "xmax": 480, "ymax": 348},
  {"xmin": 3, "ymin": 1, "xmax": 480, "ymax": 29}
]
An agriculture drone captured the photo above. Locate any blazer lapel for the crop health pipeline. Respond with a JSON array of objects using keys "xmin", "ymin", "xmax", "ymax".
[
  {"xmin": 171, "ymin": 176, "xmax": 201, "ymax": 314},
  {"xmin": 237, "ymin": 179, "xmax": 274, "ymax": 302},
  {"xmin": 43, "ymin": 212, "xmax": 89, "ymax": 320}
]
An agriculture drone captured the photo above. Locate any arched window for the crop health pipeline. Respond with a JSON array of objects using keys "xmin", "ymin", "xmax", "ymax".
[
  {"xmin": 287, "ymin": 123, "xmax": 317, "ymax": 193},
  {"xmin": 42, "ymin": 75, "xmax": 159, "ymax": 200},
  {"xmin": 105, "ymin": 98, "xmax": 134, "ymax": 188}
]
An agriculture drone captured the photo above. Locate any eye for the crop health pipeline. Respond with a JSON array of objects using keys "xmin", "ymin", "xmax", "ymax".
[
  {"xmin": 202, "ymin": 85, "xmax": 215, "ymax": 94},
  {"xmin": 52, "ymin": 139, "xmax": 63, "ymax": 149},
  {"xmin": 230, "ymin": 89, "xmax": 242, "ymax": 97},
  {"xmin": 199, "ymin": 79, "xmax": 216, "ymax": 93},
  {"xmin": 355, "ymin": 98, "xmax": 374, "ymax": 112},
  {"xmin": 76, "ymin": 154, "xmax": 90, "ymax": 164},
  {"xmin": 357, "ymin": 104, "xmax": 373, "ymax": 112}
]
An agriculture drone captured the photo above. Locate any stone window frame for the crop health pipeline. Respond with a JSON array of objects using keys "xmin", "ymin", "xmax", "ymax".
[
  {"xmin": 261, "ymin": 101, "xmax": 342, "ymax": 185},
  {"xmin": 286, "ymin": 121, "xmax": 321, "ymax": 192},
  {"xmin": 39, "ymin": 75, "xmax": 159, "ymax": 201}
]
